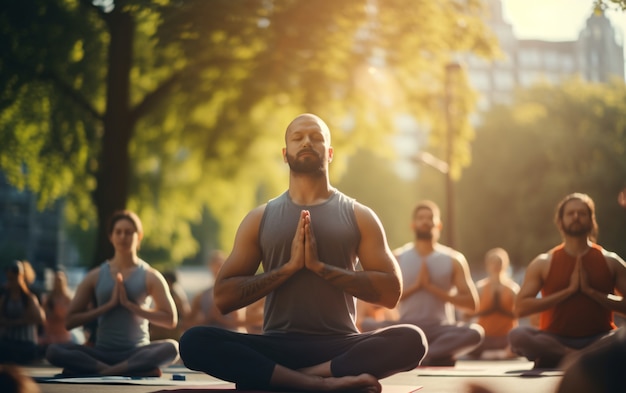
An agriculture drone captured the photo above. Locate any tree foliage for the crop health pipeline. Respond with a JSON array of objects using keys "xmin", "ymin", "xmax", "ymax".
[
  {"xmin": 0, "ymin": 0, "xmax": 496, "ymax": 267},
  {"xmin": 595, "ymin": 0, "xmax": 626, "ymax": 11},
  {"xmin": 456, "ymin": 78, "xmax": 626, "ymax": 270}
]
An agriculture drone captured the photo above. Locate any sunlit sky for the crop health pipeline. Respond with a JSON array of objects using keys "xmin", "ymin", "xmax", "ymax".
[{"xmin": 500, "ymin": 0, "xmax": 626, "ymax": 42}]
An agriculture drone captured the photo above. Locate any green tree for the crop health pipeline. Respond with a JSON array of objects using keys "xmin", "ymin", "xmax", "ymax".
[
  {"xmin": 0, "ymin": 0, "xmax": 495, "ymax": 267},
  {"xmin": 457, "ymin": 78, "xmax": 626, "ymax": 271},
  {"xmin": 595, "ymin": 0, "xmax": 626, "ymax": 11}
]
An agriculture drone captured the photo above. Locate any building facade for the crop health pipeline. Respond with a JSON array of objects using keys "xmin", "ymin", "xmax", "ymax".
[{"xmin": 466, "ymin": 0, "xmax": 624, "ymax": 113}]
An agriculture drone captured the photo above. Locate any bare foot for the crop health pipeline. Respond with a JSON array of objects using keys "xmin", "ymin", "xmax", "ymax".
[{"xmin": 322, "ymin": 373, "xmax": 381, "ymax": 393}]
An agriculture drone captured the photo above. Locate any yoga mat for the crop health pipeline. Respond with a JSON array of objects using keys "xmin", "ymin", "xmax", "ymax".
[
  {"xmin": 416, "ymin": 364, "xmax": 563, "ymax": 377},
  {"xmin": 33, "ymin": 375, "xmax": 228, "ymax": 386},
  {"xmin": 150, "ymin": 384, "xmax": 423, "ymax": 393}
]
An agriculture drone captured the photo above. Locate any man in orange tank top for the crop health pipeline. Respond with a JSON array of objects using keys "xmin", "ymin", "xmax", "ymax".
[{"xmin": 508, "ymin": 193, "xmax": 626, "ymax": 369}]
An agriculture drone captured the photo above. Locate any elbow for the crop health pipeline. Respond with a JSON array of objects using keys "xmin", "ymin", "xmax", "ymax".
[
  {"xmin": 168, "ymin": 313, "xmax": 178, "ymax": 329},
  {"xmin": 513, "ymin": 304, "xmax": 527, "ymax": 319},
  {"xmin": 381, "ymin": 284, "xmax": 402, "ymax": 309},
  {"xmin": 381, "ymin": 297, "xmax": 399, "ymax": 310},
  {"xmin": 216, "ymin": 301, "xmax": 236, "ymax": 316},
  {"xmin": 65, "ymin": 320, "xmax": 78, "ymax": 331},
  {"xmin": 214, "ymin": 295, "xmax": 235, "ymax": 315}
]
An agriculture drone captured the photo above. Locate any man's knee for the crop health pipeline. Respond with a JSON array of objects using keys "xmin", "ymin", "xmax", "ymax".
[
  {"xmin": 508, "ymin": 326, "xmax": 532, "ymax": 347},
  {"xmin": 393, "ymin": 324, "xmax": 428, "ymax": 363},
  {"xmin": 179, "ymin": 326, "xmax": 201, "ymax": 361}
]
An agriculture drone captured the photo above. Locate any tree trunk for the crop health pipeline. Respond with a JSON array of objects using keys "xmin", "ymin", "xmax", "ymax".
[{"xmin": 92, "ymin": 8, "xmax": 134, "ymax": 266}]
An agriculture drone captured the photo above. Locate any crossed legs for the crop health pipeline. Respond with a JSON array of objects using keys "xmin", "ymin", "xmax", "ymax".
[
  {"xmin": 508, "ymin": 326, "xmax": 611, "ymax": 368},
  {"xmin": 179, "ymin": 324, "xmax": 426, "ymax": 392},
  {"xmin": 46, "ymin": 339, "xmax": 179, "ymax": 376}
]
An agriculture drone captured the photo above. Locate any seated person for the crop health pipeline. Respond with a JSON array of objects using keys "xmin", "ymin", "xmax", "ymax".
[
  {"xmin": 185, "ymin": 250, "xmax": 244, "ymax": 331},
  {"xmin": 45, "ymin": 210, "xmax": 179, "ymax": 377},
  {"xmin": 0, "ymin": 364, "xmax": 40, "ymax": 393},
  {"xmin": 509, "ymin": 193, "xmax": 626, "ymax": 369},
  {"xmin": 178, "ymin": 114, "xmax": 426, "ymax": 392},
  {"xmin": 361, "ymin": 200, "xmax": 484, "ymax": 366},
  {"xmin": 150, "ymin": 270, "xmax": 190, "ymax": 340},
  {"xmin": 0, "ymin": 260, "xmax": 46, "ymax": 365},
  {"xmin": 40, "ymin": 270, "xmax": 74, "ymax": 347},
  {"xmin": 465, "ymin": 248, "xmax": 519, "ymax": 359},
  {"xmin": 356, "ymin": 298, "xmax": 398, "ymax": 332}
]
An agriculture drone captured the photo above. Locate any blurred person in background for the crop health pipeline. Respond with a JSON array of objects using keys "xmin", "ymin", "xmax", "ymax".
[
  {"xmin": 0, "ymin": 364, "xmax": 40, "ymax": 393},
  {"xmin": 185, "ymin": 250, "xmax": 244, "ymax": 331},
  {"xmin": 510, "ymin": 193, "xmax": 626, "ymax": 369},
  {"xmin": 150, "ymin": 270, "xmax": 191, "ymax": 340},
  {"xmin": 45, "ymin": 210, "xmax": 179, "ymax": 376},
  {"xmin": 464, "ymin": 248, "xmax": 519, "ymax": 359},
  {"xmin": 361, "ymin": 200, "xmax": 483, "ymax": 367},
  {"xmin": 0, "ymin": 260, "xmax": 46, "ymax": 364},
  {"xmin": 40, "ymin": 270, "xmax": 74, "ymax": 347}
]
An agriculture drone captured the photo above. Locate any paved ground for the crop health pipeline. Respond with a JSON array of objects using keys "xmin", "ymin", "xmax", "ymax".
[{"xmin": 24, "ymin": 358, "xmax": 563, "ymax": 393}]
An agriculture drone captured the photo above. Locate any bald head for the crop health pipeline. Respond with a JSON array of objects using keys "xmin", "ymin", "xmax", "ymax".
[{"xmin": 285, "ymin": 113, "xmax": 331, "ymax": 144}]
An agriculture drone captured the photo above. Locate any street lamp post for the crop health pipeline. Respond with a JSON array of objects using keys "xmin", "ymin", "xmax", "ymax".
[{"xmin": 444, "ymin": 62, "xmax": 461, "ymax": 249}]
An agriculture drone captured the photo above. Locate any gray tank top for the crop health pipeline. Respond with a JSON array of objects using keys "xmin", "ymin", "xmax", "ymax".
[
  {"xmin": 397, "ymin": 243, "xmax": 456, "ymax": 326},
  {"xmin": 95, "ymin": 261, "xmax": 150, "ymax": 350},
  {"xmin": 260, "ymin": 190, "xmax": 360, "ymax": 335}
]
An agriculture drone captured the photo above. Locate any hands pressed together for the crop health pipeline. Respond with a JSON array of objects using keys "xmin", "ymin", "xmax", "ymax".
[
  {"xmin": 406, "ymin": 262, "xmax": 432, "ymax": 294},
  {"xmin": 287, "ymin": 210, "xmax": 325, "ymax": 275},
  {"xmin": 567, "ymin": 255, "xmax": 595, "ymax": 297},
  {"xmin": 105, "ymin": 273, "xmax": 137, "ymax": 312}
]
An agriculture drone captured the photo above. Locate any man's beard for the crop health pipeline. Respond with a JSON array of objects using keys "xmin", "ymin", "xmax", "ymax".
[
  {"xmin": 415, "ymin": 229, "xmax": 433, "ymax": 240},
  {"xmin": 286, "ymin": 149, "xmax": 325, "ymax": 175},
  {"xmin": 562, "ymin": 221, "xmax": 592, "ymax": 237}
]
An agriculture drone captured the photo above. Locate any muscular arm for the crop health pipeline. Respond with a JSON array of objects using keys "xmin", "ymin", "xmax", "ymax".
[
  {"xmin": 65, "ymin": 268, "xmax": 116, "ymax": 330},
  {"xmin": 120, "ymin": 269, "xmax": 177, "ymax": 329},
  {"xmin": 514, "ymin": 253, "xmax": 577, "ymax": 318},
  {"xmin": 305, "ymin": 203, "xmax": 402, "ymax": 309},
  {"xmin": 214, "ymin": 206, "xmax": 301, "ymax": 315},
  {"xmin": 582, "ymin": 251, "xmax": 626, "ymax": 315},
  {"xmin": 424, "ymin": 253, "xmax": 479, "ymax": 313}
]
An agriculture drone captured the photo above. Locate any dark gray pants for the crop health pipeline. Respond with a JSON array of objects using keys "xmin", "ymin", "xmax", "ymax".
[{"xmin": 179, "ymin": 324, "xmax": 427, "ymax": 389}]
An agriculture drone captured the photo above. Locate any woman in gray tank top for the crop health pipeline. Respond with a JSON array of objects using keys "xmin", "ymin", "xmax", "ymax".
[{"xmin": 45, "ymin": 210, "xmax": 179, "ymax": 377}]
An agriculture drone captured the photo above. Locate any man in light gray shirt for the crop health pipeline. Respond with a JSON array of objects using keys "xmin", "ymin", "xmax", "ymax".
[{"xmin": 362, "ymin": 200, "xmax": 483, "ymax": 366}]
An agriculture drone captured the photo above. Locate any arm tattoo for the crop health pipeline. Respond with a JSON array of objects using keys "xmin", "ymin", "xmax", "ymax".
[
  {"xmin": 319, "ymin": 265, "xmax": 381, "ymax": 303},
  {"xmin": 240, "ymin": 269, "xmax": 285, "ymax": 301}
]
